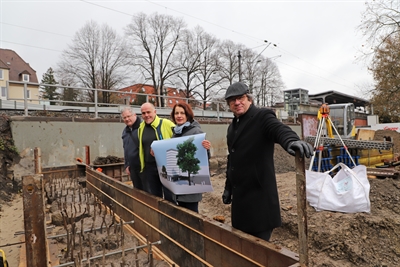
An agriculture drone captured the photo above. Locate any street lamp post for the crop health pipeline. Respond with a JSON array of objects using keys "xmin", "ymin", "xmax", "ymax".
[
  {"xmin": 238, "ymin": 51, "xmax": 242, "ymax": 82},
  {"xmin": 238, "ymin": 40, "xmax": 270, "ymax": 83}
]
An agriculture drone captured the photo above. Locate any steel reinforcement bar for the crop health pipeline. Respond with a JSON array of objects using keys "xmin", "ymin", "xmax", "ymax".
[{"xmin": 86, "ymin": 167, "xmax": 301, "ymax": 267}]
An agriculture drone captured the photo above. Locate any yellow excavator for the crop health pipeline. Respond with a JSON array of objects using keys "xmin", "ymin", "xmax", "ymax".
[{"xmin": 318, "ymin": 103, "xmax": 356, "ymax": 139}]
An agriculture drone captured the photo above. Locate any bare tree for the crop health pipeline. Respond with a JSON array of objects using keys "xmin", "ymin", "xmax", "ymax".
[
  {"xmin": 125, "ymin": 12, "xmax": 186, "ymax": 107},
  {"xmin": 358, "ymin": 0, "xmax": 400, "ymax": 57},
  {"xmin": 358, "ymin": 0, "xmax": 400, "ymax": 117},
  {"xmin": 57, "ymin": 20, "xmax": 131, "ymax": 103},
  {"xmin": 217, "ymin": 40, "xmax": 242, "ymax": 86},
  {"xmin": 256, "ymin": 57, "xmax": 284, "ymax": 107},
  {"xmin": 192, "ymin": 30, "xmax": 224, "ymax": 110},
  {"xmin": 240, "ymin": 48, "xmax": 260, "ymax": 94},
  {"xmin": 175, "ymin": 27, "xmax": 207, "ymax": 99},
  {"xmin": 236, "ymin": 47, "xmax": 284, "ymax": 107}
]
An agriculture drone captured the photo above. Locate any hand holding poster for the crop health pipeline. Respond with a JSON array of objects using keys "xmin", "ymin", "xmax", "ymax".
[{"xmin": 151, "ymin": 133, "xmax": 213, "ymax": 195}]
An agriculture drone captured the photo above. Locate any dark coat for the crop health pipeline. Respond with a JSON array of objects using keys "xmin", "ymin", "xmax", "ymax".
[
  {"xmin": 225, "ymin": 104, "xmax": 299, "ymax": 233},
  {"xmin": 172, "ymin": 120, "xmax": 207, "ymax": 203},
  {"xmin": 122, "ymin": 117, "xmax": 142, "ymax": 170}
]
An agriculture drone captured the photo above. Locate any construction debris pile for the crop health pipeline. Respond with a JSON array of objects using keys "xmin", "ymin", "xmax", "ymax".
[
  {"xmin": 374, "ymin": 129, "xmax": 400, "ymax": 155},
  {"xmin": 92, "ymin": 156, "xmax": 124, "ymax": 165}
]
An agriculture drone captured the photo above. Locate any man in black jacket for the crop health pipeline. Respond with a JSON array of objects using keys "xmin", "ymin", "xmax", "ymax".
[
  {"xmin": 121, "ymin": 106, "xmax": 143, "ymax": 190},
  {"xmin": 222, "ymin": 82, "xmax": 313, "ymax": 241}
]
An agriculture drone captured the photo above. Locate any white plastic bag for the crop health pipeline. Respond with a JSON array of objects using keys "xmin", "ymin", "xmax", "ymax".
[{"xmin": 306, "ymin": 163, "xmax": 370, "ymax": 213}]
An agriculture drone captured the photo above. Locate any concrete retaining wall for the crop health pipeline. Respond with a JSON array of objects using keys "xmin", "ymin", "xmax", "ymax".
[{"xmin": 10, "ymin": 116, "xmax": 301, "ymax": 169}]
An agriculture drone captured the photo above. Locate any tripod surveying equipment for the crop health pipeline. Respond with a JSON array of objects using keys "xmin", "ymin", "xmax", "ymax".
[{"xmin": 309, "ymin": 104, "xmax": 356, "ymax": 172}]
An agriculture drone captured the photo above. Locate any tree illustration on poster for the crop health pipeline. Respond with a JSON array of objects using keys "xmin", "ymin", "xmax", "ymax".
[
  {"xmin": 161, "ymin": 165, "xmax": 167, "ymax": 178},
  {"xmin": 176, "ymin": 137, "xmax": 200, "ymax": 185},
  {"xmin": 151, "ymin": 133, "xmax": 213, "ymax": 195}
]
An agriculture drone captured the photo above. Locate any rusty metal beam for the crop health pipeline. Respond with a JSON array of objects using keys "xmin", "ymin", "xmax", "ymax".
[
  {"xmin": 85, "ymin": 145, "xmax": 90, "ymax": 165},
  {"xmin": 22, "ymin": 174, "xmax": 49, "ymax": 267},
  {"xmin": 86, "ymin": 168, "xmax": 300, "ymax": 267},
  {"xmin": 34, "ymin": 147, "xmax": 41, "ymax": 174},
  {"xmin": 295, "ymin": 152, "xmax": 308, "ymax": 266},
  {"xmin": 367, "ymin": 167, "xmax": 399, "ymax": 178}
]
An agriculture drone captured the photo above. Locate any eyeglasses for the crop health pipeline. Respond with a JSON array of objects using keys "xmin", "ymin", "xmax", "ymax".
[{"xmin": 227, "ymin": 94, "xmax": 247, "ymax": 104}]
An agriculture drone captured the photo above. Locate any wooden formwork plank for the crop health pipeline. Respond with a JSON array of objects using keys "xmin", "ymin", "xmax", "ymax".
[
  {"xmin": 158, "ymin": 202, "xmax": 205, "ymax": 266},
  {"xmin": 22, "ymin": 174, "xmax": 49, "ymax": 267},
  {"xmin": 295, "ymin": 152, "xmax": 308, "ymax": 266},
  {"xmin": 219, "ymin": 225, "xmax": 242, "ymax": 252},
  {"xmin": 130, "ymin": 192, "xmax": 160, "ymax": 242},
  {"xmin": 240, "ymin": 238, "xmax": 268, "ymax": 266},
  {"xmin": 241, "ymin": 235, "xmax": 299, "ymax": 267},
  {"xmin": 92, "ymin": 163, "xmax": 125, "ymax": 181},
  {"xmin": 356, "ymin": 129, "xmax": 376, "ymax": 141},
  {"xmin": 86, "ymin": 168, "xmax": 300, "ymax": 267},
  {"xmin": 41, "ymin": 165, "xmax": 85, "ymax": 182},
  {"xmin": 219, "ymin": 242, "xmax": 249, "ymax": 267},
  {"xmin": 204, "ymin": 236, "xmax": 223, "ymax": 266},
  {"xmin": 203, "ymin": 220, "xmax": 262, "ymax": 267},
  {"xmin": 204, "ymin": 218, "xmax": 299, "ymax": 267}
]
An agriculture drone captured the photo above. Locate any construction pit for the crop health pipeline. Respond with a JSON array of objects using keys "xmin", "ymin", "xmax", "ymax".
[
  {"xmin": 19, "ymin": 154, "xmax": 302, "ymax": 267},
  {"xmin": 3, "ymin": 128, "xmax": 400, "ymax": 267}
]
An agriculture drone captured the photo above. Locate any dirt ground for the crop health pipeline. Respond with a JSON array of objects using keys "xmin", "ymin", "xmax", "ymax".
[
  {"xmin": 1, "ymin": 111, "xmax": 400, "ymax": 267},
  {"xmin": 200, "ymin": 130, "xmax": 400, "ymax": 267}
]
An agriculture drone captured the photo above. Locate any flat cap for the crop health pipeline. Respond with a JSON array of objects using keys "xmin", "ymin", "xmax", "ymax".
[{"xmin": 225, "ymin": 82, "xmax": 249, "ymax": 100}]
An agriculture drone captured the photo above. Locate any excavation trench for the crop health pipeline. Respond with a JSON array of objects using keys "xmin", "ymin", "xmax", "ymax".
[{"xmin": 22, "ymin": 163, "xmax": 300, "ymax": 267}]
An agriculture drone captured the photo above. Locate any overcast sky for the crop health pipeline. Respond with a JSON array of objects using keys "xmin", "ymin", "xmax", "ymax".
[{"xmin": 1, "ymin": 0, "xmax": 374, "ymax": 98}]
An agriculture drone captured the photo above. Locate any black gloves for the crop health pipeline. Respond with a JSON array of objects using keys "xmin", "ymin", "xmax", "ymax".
[
  {"xmin": 222, "ymin": 189, "xmax": 232, "ymax": 204},
  {"xmin": 287, "ymin": 141, "xmax": 313, "ymax": 158}
]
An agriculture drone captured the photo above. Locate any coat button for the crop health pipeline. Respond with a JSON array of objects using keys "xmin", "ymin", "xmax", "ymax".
[{"xmin": 232, "ymin": 148, "xmax": 235, "ymax": 152}]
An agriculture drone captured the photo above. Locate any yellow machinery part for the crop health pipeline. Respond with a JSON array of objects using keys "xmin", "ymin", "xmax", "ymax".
[
  {"xmin": 358, "ymin": 154, "xmax": 394, "ymax": 167},
  {"xmin": 330, "ymin": 148, "xmax": 393, "ymax": 158},
  {"xmin": 317, "ymin": 109, "xmax": 334, "ymax": 138},
  {"xmin": 326, "ymin": 119, "xmax": 334, "ymax": 138},
  {"xmin": 350, "ymin": 125, "xmax": 356, "ymax": 138},
  {"xmin": 0, "ymin": 249, "xmax": 8, "ymax": 267},
  {"xmin": 327, "ymin": 146, "xmax": 394, "ymax": 168}
]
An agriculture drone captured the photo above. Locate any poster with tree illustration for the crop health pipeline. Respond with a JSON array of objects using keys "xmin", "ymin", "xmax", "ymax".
[{"xmin": 151, "ymin": 133, "xmax": 213, "ymax": 195}]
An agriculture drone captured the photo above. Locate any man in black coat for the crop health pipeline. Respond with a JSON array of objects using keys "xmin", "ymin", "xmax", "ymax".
[
  {"xmin": 121, "ymin": 106, "xmax": 143, "ymax": 190},
  {"xmin": 222, "ymin": 82, "xmax": 313, "ymax": 241}
]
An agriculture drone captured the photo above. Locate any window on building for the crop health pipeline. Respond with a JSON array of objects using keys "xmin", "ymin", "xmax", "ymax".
[
  {"xmin": 23, "ymin": 74, "xmax": 29, "ymax": 82},
  {"xmin": 26, "ymin": 90, "xmax": 31, "ymax": 99},
  {"xmin": 169, "ymin": 100, "xmax": 172, "ymax": 103},
  {"xmin": 1, "ymin": 87, "xmax": 6, "ymax": 97},
  {"xmin": 141, "ymin": 87, "xmax": 145, "ymax": 92},
  {"xmin": 0, "ymin": 70, "xmax": 3, "ymax": 80},
  {"xmin": 175, "ymin": 100, "xmax": 178, "ymax": 103}
]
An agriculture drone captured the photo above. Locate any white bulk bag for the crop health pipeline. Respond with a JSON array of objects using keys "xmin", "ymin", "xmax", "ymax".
[{"xmin": 306, "ymin": 163, "xmax": 370, "ymax": 213}]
